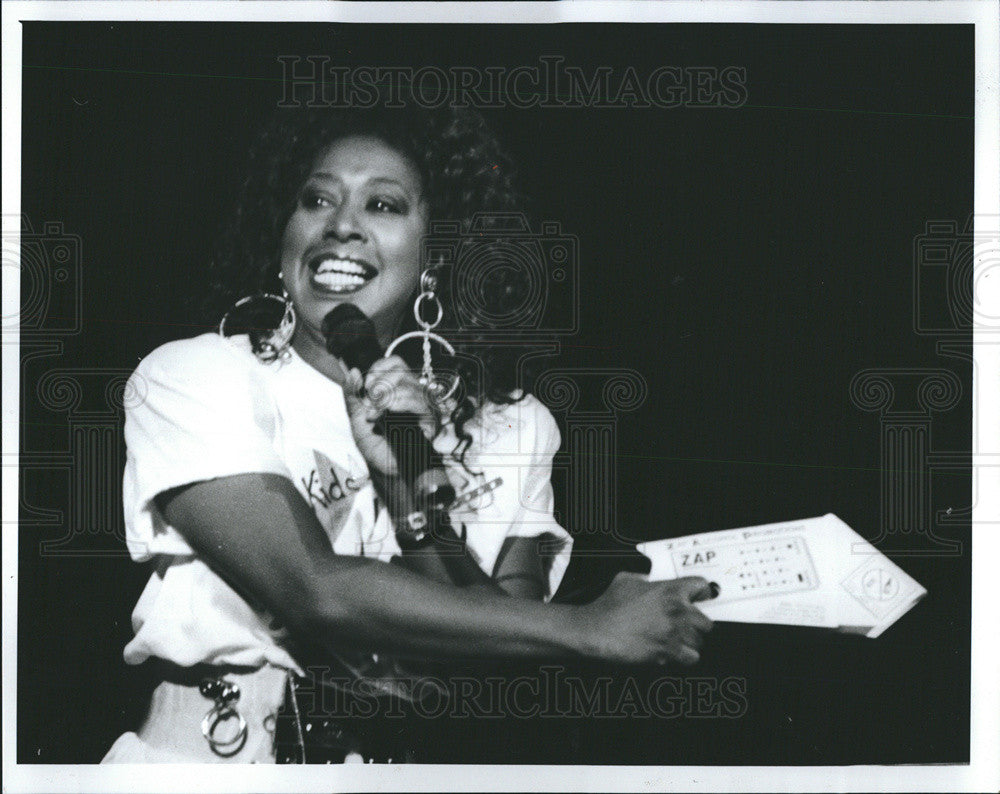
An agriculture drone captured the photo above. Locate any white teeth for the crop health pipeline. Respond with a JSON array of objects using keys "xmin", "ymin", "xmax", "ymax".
[
  {"xmin": 313, "ymin": 271, "xmax": 366, "ymax": 290},
  {"xmin": 315, "ymin": 258, "xmax": 368, "ymax": 276}
]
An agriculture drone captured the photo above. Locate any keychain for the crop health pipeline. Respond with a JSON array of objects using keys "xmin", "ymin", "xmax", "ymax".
[{"xmin": 199, "ymin": 677, "xmax": 248, "ymax": 757}]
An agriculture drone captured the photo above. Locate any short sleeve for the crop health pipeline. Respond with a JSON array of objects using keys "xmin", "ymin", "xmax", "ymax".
[
  {"xmin": 122, "ymin": 334, "xmax": 292, "ymax": 561},
  {"xmin": 446, "ymin": 394, "xmax": 573, "ymax": 601}
]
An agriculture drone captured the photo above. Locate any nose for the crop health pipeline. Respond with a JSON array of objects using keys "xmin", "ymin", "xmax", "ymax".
[{"xmin": 323, "ymin": 200, "xmax": 366, "ymax": 242}]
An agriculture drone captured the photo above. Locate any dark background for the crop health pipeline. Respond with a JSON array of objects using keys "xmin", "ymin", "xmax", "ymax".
[{"xmin": 18, "ymin": 23, "xmax": 972, "ymax": 764}]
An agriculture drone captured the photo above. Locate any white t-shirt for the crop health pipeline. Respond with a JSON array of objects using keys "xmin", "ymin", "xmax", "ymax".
[{"xmin": 121, "ymin": 332, "xmax": 572, "ymax": 673}]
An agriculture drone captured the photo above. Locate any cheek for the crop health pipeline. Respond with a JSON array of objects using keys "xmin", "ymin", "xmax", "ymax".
[
  {"xmin": 280, "ymin": 213, "xmax": 310, "ymax": 262},
  {"xmin": 396, "ymin": 255, "xmax": 422, "ymax": 299},
  {"xmin": 399, "ymin": 221, "xmax": 426, "ymax": 271},
  {"xmin": 382, "ymin": 227, "xmax": 423, "ymax": 285}
]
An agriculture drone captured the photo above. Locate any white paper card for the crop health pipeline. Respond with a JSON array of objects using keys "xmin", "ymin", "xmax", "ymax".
[{"xmin": 636, "ymin": 513, "xmax": 927, "ymax": 637}]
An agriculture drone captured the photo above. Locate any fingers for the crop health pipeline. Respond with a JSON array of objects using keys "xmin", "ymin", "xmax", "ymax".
[
  {"xmin": 672, "ymin": 610, "xmax": 710, "ymax": 649},
  {"xmin": 673, "ymin": 576, "xmax": 718, "ymax": 603},
  {"xmin": 685, "ymin": 605, "xmax": 714, "ymax": 634},
  {"xmin": 656, "ymin": 635, "xmax": 701, "ymax": 667},
  {"xmin": 602, "ymin": 573, "xmax": 717, "ymax": 669},
  {"xmin": 669, "ymin": 642, "xmax": 701, "ymax": 666},
  {"xmin": 366, "ymin": 354, "xmax": 407, "ymax": 376},
  {"xmin": 346, "ymin": 367, "xmax": 364, "ymax": 393},
  {"xmin": 661, "ymin": 618, "xmax": 710, "ymax": 666},
  {"xmin": 658, "ymin": 577, "xmax": 715, "ymax": 667},
  {"xmin": 365, "ymin": 356, "xmax": 414, "ymax": 397},
  {"xmin": 677, "ymin": 647, "xmax": 700, "ymax": 665},
  {"xmin": 363, "ymin": 359, "xmax": 433, "ymax": 417}
]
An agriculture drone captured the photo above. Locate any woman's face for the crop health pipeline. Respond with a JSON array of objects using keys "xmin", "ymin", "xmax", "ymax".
[{"xmin": 280, "ymin": 135, "xmax": 429, "ymax": 350}]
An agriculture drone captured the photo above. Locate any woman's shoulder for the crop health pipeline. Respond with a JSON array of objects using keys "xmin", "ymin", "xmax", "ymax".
[
  {"xmin": 482, "ymin": 390, "xmax": 555, "ymax": 424},
  {"xmin": 135, "ymin": 333, "xmax": 257, "ymax": 378},
  {"xmin": 472, "ymin": 391, "xmax": 561, "ymax": 454}
]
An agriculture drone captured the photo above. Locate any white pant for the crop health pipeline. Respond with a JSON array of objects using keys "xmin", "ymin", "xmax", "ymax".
[{"xmin": 102, "ymin": 665, "xmax": 289, "ymax": 763}]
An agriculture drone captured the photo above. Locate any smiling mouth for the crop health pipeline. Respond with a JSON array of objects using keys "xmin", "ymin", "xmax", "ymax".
[{"xmin": 307, "ymin": 255, "xmax": 378, "ymax": 294}]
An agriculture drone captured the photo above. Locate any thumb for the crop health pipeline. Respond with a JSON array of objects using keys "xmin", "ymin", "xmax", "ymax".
[{"xmin": 675, "ymin": 576, "xmax": 719, "ymax": 603}]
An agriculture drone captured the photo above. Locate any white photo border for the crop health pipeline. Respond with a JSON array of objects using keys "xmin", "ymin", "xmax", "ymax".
[{"xmin": 3, "ymin": 2, "xmax": 997, "ymax": 792}]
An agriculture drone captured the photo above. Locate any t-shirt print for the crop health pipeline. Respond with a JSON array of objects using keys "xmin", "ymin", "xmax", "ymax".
[
  {"xmin": 448, "ymin": 467, "xmax": 500, "ymax": 514},
  {"xmin": 302, "ymin": 449, "xmax": 370, "ymax": 546}
]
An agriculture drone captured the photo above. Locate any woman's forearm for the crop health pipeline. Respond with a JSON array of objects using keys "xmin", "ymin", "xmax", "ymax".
[
  {"xmin": 160, "ymin": 473, "xmax": 714, "ymax": 671},
  {"xmin": 305, "ymin": 553, "xmax": 586, "ymax": 662}
]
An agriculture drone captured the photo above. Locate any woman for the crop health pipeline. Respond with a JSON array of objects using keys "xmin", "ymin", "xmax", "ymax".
[{"xmin": 103, "ymin": 105, "xmax": 715, "ymax": 764}]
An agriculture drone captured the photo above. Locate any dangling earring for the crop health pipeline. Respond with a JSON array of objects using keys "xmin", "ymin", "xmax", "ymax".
[
  {"xmin": 272, "ymin": 288, "xmax": 297, "ymax": 358},
  {"xmin": 385, "ymin": 266, "xmax": 459, "ymax": 402},
  {"xmin": 218, "ymin": 289, "xmax": 296, "ymax": 364}
]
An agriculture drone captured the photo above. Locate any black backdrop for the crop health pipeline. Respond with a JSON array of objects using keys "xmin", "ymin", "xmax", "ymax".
[{"xmin": 18, "ymin": 22, "xmax": 972, "ymax": 764}]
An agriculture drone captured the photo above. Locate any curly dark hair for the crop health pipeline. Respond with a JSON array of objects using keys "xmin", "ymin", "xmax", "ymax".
[{"xmin": 203, "ymin": 105, "xmax": 541, "ymax": 463}]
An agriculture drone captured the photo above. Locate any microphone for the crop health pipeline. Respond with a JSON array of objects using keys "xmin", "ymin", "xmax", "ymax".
[
  {"xmin": 321, "ymin": 303, "xmax": 383, "ymax": 374},
  {"xmin": 322, "ymin": 304, "xmax": 455, "ymax": 511}
]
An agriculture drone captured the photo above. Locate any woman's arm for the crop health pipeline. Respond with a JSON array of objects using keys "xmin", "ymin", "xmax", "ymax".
[
  {"xmin": 156, "ymin": 471, "xmax": 715, "ymax": 666},
  {"xmin": 492, "ymin": 536, "xmax": 547, "ymax": 599}
]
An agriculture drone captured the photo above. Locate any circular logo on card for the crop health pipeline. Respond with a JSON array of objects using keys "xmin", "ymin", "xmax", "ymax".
[{"xmin": 861, "ymin": 568, "xmax": 900, "ymax": 601}]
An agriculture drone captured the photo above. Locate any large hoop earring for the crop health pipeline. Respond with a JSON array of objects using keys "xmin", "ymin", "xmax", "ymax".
[
  {"xmin": 384, "ymin": 267, "xmax": 460, "ymax": 403},
  {"xmin": 218, "ymin": 291, "xmax": 296, "ymax": 364}
]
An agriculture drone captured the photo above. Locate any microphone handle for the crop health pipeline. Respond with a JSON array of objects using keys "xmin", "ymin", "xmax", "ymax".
[{"xmin": 375, "ymin": 411, "xmax": 455, "ymax": 510}]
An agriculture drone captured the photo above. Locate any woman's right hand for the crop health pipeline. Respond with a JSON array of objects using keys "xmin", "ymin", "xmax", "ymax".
[
  {"xmin": 578, "ymin": 573, "xmax": 716, "ymax": 666},
  {"xmin": 342, "ymin": 357, "xmax": 439, "ymax": 478},
  {"xmin": 342, "ymin": 366, "xmax": 400, "ymax": 477}
]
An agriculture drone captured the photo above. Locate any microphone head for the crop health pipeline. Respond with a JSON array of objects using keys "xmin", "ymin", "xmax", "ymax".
[{"xmin": 321, "ymin": 303, "xmax": 383, "ymax": 372}]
